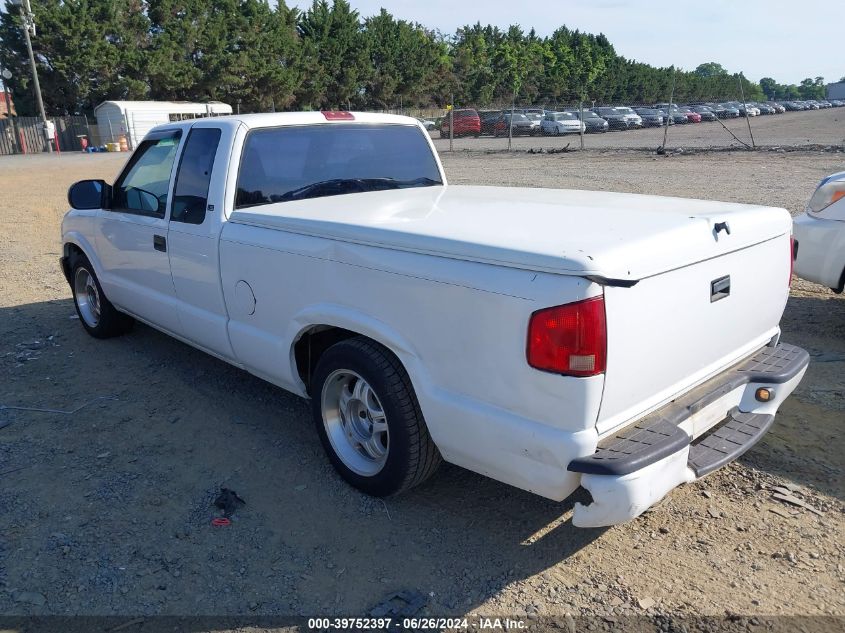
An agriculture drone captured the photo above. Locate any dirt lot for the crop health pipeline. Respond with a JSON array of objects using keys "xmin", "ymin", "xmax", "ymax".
[
  {"xmin": 0, "ymin": 138, "xmax": 843, "ymax": 624},
  {"xmin": 431, "ymin": 107, "xmax": 845, "ymax": 151}
]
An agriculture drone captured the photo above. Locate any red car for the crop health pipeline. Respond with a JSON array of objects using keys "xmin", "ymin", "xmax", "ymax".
[
  {"xmin": 440, "ymin": 108, "xmax": 481, "ymax": 138},
  {"xmin": 679, "ymin": 108, "xmax": 702, "ymax": 123}
]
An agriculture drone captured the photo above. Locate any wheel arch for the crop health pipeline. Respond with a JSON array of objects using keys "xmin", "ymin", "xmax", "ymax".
[
  {"xmin": 288, "ymin": 305, "xmax": 423, "ymax": 395},
  {"xmin": 62, "ymin": 233, "xmax": 105, "ymax": 279}
]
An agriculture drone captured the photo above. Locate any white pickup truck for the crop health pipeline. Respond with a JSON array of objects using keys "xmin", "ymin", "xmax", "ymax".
[{"xmin": 61, "ymin": 112, "xmax": 808, "ymax": 527}]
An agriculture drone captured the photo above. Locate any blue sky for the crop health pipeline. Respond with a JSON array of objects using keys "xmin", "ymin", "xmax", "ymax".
[{"xmin": 285, "ymin": 0, "xmax": 843, "ymax": 85}]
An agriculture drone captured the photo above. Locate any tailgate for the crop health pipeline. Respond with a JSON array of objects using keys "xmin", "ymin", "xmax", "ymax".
[{"xmin": 597, "ymin": 232, "xmax": 791, "ymax": 435}]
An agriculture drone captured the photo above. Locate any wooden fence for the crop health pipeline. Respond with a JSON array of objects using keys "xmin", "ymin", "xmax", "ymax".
[{"xmin": 0, "ymin": 115, "xmax": 90, "ymax": 155}]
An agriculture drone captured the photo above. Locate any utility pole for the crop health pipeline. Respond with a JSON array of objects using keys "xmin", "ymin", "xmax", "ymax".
[
  {"xmin": 661, "ymin": 67, "xmax": 676, "ymax": 152},
  {"xmin": 10, "ymin": 0, "xmax": 51, "ymax": 152},
  {"xmin": 579, "ymin": 98, "xmax": 584, "ymax": 150}
]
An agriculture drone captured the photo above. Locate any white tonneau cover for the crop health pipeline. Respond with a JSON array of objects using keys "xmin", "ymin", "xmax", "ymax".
[{"xmin": 229, "ymin": 185, "xmax": 792, "ymax": 282}]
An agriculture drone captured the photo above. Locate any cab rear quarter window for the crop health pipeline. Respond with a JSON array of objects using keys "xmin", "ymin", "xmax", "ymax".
[
  {"xmin": 234, "ymin": 124, "xmax": 442, "ymax": 209},
  {"xmin": 171, "ymin": 127, "xmax": 222, "ymax": 225}
]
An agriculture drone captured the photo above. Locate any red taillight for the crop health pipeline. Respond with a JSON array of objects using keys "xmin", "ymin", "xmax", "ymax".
[
  {"xmin": 789, "ymin": 236, "xmax": 794, "ymax": 286},
  {"xmin": 527, "ymin": 296, "xmax": 607, "ymax": 377},
  {"xmin": 322, "ymin": 111, "xmax": 355, "ymax": 120}
]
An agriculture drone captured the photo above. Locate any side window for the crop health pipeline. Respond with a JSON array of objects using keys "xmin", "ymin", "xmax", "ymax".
[
  {"xmin": 112, "ymin": 133, "xmax": 181, "ymax": 217},
  {"xmin": 171, "ymin": 128, "xmax": 222, "ymax": 225}
]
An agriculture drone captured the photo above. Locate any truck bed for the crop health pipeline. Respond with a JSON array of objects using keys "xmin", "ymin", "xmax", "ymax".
[{"xmin": 229, "ymin": 185, "xmax": 792, "ymax": 283}]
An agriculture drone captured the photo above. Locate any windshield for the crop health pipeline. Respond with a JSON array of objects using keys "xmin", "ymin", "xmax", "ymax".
[
  {"xmin": 555, "ymin": 113, "xmax": 577, "ymax": 120},
  {"xmin": 637, "ymin": 109, "xmax": 659, "ymax": 115},
  {"xmin": 235, "ymin": 124, "xmax": 442, "ymax": 208}
]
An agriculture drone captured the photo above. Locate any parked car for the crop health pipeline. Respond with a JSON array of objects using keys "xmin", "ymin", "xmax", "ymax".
[
  {"xmin": 594, "ymin": 107, "xmax": 629, "ymax": 130},
  {"xmin": 818, "ymin": 101, "xmax": 833, "ymax": 108},
  {"xmin": 689, "ymin": 105, "xmax": 717, "ymax": 121},
  {"xmin": 792, "ymin": 171, "xmax": 845, "ymax": 293},
  {"xmin": 541, "ymin": 111, "xmax": 585, "ymax": 135},
  {"xmin": 439, "ymin": 108, "xmax": 481, "ymax": 138},
  {"xmin": 523, "ymin": 112, "xmax": 544, "ymax": 135},
  {"xmin": 677, "ymin": 107, "xmax": 702, "ymax": 123},
  {"xmin": 830, "ymin": 100, "xmax": 844, "ymax": 107},
  {"xmin": 752, "ymin": 103, "xmax": 776, "ymax": 115},
  {"xmin": 633, "ymin": 108, "xmax": 664, "ymax": 127},
  {"xmin": 782, "ymin": 101, "xmax": 805, "ymax": 111},
  {"xmin": 61, "ymin": 111, "xmax": 808, "ymax": 528},
  {"xmin": 657, "ymin": 108, "xmax": 687, "ymax": 124},
  {"xmin": 493, "ymin": 112, "xmax": 534, "ymax": 136},
  {"xmin": 738, "ymin": 103, "xmax": 760, "ymax": 116},
  {"xmin": 716, "ymin": 104, "xmax": 741, "ymax": 118},
  {"xmin": 518, "ymin": 107, "xmax": 547, "ymax": 119},
  {"xmin": 765, "ymin": 102, "xmax": 786, "ymax": 113},
  {"xmin": 416, "ymin": 117, "xmax": 436, "ymax": 130},
  {"xmin": 479, "ymin": 110, "xmax": 502, "ymax": 135},
  {"xmin": 611, "ymin": 106, "xmax": 643, "ymax": 128},
  {"xmin": 565, "ymin": 109, "xmax": 610, "ymax": 132}
]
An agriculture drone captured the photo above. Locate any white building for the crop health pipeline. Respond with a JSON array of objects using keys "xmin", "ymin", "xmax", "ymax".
[{"xmin": 94, "ymin": 100, "xmax": 233, "ymax": 148}]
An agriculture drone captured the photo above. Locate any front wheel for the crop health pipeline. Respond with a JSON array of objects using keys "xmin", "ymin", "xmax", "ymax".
[
  {"xmin": 311, "ymin": 337, "xmax": 442, "ymax": 497},
  {"xmin": 70, "ymin": 253, "xmax": 134, "ymax": 338}
]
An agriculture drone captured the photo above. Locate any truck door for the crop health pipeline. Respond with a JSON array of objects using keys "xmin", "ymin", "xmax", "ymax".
[
  {"xmin": 166, "ymin": 123, "xmax": 235, "ymax": 360},
  {"xmin": 95, "ymin": 129, "xmax": 183, "ymax": 334}
]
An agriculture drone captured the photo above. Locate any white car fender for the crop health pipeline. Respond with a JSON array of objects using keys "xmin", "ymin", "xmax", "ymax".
[
  {"xmin": 63, "ymin": 231, "xmax": 105, "ymax": 278},
  {"xmin": 287, "ymin": 302, "xmax": 425, "ymax": 393}
]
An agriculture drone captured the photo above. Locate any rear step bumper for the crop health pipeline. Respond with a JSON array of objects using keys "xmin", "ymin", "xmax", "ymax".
[{"xmin": 568, "ymin": 342, "xmax": 809, "ymax": 527}]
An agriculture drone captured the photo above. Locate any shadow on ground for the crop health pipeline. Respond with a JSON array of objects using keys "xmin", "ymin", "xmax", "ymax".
[{"xmin": 0, "ymin": 292, "xmax": 841, "ymax": 619}]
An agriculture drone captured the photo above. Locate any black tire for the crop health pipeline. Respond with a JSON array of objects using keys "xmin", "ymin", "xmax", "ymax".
[
  {"xmin": 310, "ymin": 336, "xmax": 441, "ymax": 496},
  {"xmin": 69, "ymin": 252, "xmax": 134, "ymax": 339}
]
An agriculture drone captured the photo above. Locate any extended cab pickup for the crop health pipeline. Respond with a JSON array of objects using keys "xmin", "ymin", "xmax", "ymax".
[{"xmin": 61, "ymin": 112, "xmax": 808, "ymax": 527}]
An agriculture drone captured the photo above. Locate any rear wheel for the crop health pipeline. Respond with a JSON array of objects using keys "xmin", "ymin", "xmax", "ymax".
[
  {"xmin": 311, "ymin": 337, "xmax": 441, "ymax": 496},
  {"xmin": 70, "ymin": 253, "xmax": 134, "ymax": 338}
]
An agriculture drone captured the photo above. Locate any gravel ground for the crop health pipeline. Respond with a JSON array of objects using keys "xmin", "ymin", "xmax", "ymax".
[
  {"xmin": 431, "ymin": 107, "xmax": 845, "ymax": 151},
  {"xmin": 0, "ymin": 133, "xmax": 843, "ymax": 626}
]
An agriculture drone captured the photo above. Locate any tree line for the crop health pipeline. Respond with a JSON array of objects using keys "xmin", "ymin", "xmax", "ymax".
[{"xmin": 0, "ymin": 0, "xmax": 834, "ymax": 118}]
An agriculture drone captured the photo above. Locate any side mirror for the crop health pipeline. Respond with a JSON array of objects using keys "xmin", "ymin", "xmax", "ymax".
[{"xmin": 68, "ymin": 179, "xmax": 111, "ymax": 210}]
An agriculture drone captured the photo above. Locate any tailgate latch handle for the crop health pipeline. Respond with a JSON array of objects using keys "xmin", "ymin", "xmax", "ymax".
[{"xmin": 714, "ymin": 221, "xmax": 731, "ymax": 236}]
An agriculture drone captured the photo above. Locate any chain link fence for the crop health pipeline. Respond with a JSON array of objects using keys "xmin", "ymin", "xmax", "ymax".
[{"xmin": 392, "ymin": 91, "xmax": 845, "ymax": 153}]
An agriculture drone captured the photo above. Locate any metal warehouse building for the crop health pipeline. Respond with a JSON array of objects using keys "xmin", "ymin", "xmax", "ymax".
[
  {"xmin": 826, "ymin": 82, "xmax": 845, "ymax": 100},
  {"xmin": 94, "ymin": 100, "xmax": 233, "ymax": 149}
]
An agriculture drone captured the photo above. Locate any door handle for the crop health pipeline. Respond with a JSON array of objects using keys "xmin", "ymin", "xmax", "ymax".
[{"xmin": 153, "ymin": 234, "xmax": 167, "ymax": 252}]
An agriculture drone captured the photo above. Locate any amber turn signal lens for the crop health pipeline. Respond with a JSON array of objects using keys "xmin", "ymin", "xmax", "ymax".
[{"xmin": 755, "ymin": 388, "xmax": 773, "ymax": 402}]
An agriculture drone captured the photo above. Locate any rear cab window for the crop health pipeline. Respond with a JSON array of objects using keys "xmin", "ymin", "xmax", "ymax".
[{"xmin": 235, "ymin": 124, "xmax": 442, "ymax": 208}]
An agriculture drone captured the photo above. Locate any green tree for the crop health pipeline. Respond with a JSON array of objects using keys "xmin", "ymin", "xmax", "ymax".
[
  {"xmin": 0, "ymin": 0, "xmax": 150, "ymax": 115},
  {"xmin": 694, "ymin": 62, "xmax": 727, "ymax": 78},
  {"xmin": 363, "ymin": 9, "xmax": 448, "ymax": 109},
  {"xmin": 297, "ymin": 0, "xmax": 370, "ymax": 109}
]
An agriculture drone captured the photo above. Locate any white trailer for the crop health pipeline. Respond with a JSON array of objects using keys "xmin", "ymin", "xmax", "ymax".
[{"xmin": 93, "ymin": 100, "xmax": 232, "ymax": 148}]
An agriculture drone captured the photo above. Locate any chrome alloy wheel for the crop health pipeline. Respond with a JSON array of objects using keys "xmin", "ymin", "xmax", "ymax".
[
  {"xmin": 74, "ymin": 267, "xmax": 101, "ymax": 328},
  {"xmin": 321, "ymin": 369, "xmax": 389, "ymax": 476}
]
